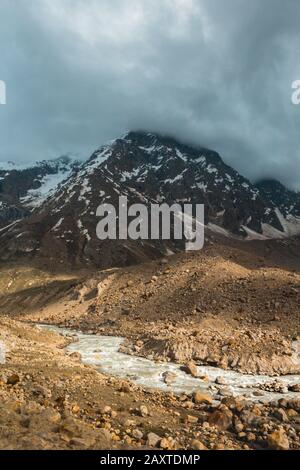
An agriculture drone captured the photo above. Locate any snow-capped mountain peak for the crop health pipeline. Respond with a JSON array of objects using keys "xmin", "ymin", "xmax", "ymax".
[{"xmin": 0, "ymin": 131, "xmax": 299, "ymax": 268}]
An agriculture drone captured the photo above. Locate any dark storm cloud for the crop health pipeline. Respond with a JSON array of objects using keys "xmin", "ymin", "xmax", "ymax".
[{"xmin": 0, "ymin": 0, "xmax": 300, "ymax": 188}]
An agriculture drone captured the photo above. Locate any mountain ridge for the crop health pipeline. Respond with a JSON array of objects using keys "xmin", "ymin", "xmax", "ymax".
[{"xmin": 0, "ymin": 131, "xmax": 299, "ymax": 268}]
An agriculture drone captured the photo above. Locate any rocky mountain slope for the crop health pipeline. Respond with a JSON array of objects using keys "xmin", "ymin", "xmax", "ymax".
[
  {"xmin": 256, "ymin": 179, "xmax": 300, "ymax": 236},
  {"xmin": 0, "ymin": 132, "xmax": 299, "ymax": 268},
  {"xmin": 0, "ymin": 156, "xmax": 79, "ymax": 228}
]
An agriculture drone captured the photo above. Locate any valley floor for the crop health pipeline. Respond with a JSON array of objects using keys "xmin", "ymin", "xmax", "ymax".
[
  {"xmin": 0, "ymin": 318, "xmax": 299, "ymax": 450},
  {"xmin": 0, "ymin": 240, "xmax": 299, "ymax": 450}
]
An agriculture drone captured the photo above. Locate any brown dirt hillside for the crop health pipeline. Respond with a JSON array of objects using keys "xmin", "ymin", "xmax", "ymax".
[{"xmin": 0, "ymin": 239, "xmax": 299, "ymax": 376}]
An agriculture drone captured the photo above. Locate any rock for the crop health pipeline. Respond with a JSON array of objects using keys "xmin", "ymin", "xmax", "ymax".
[
  {"xmin": 260, "ymin": 380, "xmax": 288, "ymax": 394},
  {"xmin": 159, "ymin": 438, "xmax": 170, "ymax": 449},
  {"xmin": 146, "ymin": 432, "xmax": 161, "ymax": 447},
  {"xmin": 216, "ymin": 443, "xmax": 228, "ymax": 450},
  {"xmin": 123, "ymin": 435, "xmax": 132, "ymax": 445},
  {"xmin": 221, "ymin": 397, "xmax": 240, "ymax": 410},
  {"xmin": 124, "ymin": 418, "xmax": 136, "ymax": 427},
  {"xmin": 191, "ymin": 439, "xmax": 207, "ymax": 450},
  {"xmin": 119, "ymin": 383, "xmax": 131, "ymax": 393},
  {"xmin": 183, "ymin": 401, "xmax": 194, "ymax": 409},
  {"xmin": 289, "ymin": 383, "xmax": 300, "ymax": 392},
  {"xmin": 240, "ymin": 410, "xmax": 260, "ymax": 426},
  {"xmin": 215, "ymin": 376, "xmax": 227, "ymax": 385},
  {"xmin": 70, "ymin": 426, "xmax": 110, "ymax": 448},
  {"xmin": 32, "ymin": 385, "xmax": 52, "ymax": 398},
  {"xmin": 69, "ymin": 352, "xmax": 82, "ymax": 360},
  {"xmin": 72, "ymin": 404, "xmax": 81, "ymax": 414},
  {"xmin": 162, "ymin": 371, "xmax": 177, "ymax": 385},
  {"xmin": 208, "ymin": 409, "xmax": 233, "ymax": 431},
  {"xmin": 132, "ymin": 429, "xmax": 144, "ymax": 440},
  {"xmin": 102, "ymin": 406, "xmax": 112, "ymax": 414},
  {"xmin": 69, "ymin": 436, "xmax": 96, "ymax": 448},
  {"xmin": 193, "ymin": 391, "xmax": 213, "ymax": 405},
  {"xmin": 187, "ymin": 415, "xmax": 198, "ymax": 424},
  {"xmin": 217, "ymin": 387, "xmax": 232, "ymax": 397},
  {"xmin": 183, "ymin": 361, "xmax": 199, "ymax": 378},
  {"xmin": 273, "ymin": 408, "xmax": 289, "ymax": 422},
  {"xmin": 6, "ymin": 373, "xmax": 20, "ymax": 385},
  {"xmin": 286, "ymin": 408, "xmax": 298, "ymax": 419},
  {"xmin": 287, "ymin": 398, "xmax": 300, "ymax": 411},
  {"xmin": 234, "ymin": 422, "xmax": 244, "ymax": 433},
  {"xmin": 139, "ymin": 405, "xmax": 149, "ymax": 417},
  {"xmin": 247, "ymin": 432, "xmax": 256, "ymax": 442},
  {"xmin": 268, "ymin": 429, "xmax": 289, "ymax": 450},
  {"xmin": 159, "ymin": 437, "xmax": 175, "ymax": 450}
]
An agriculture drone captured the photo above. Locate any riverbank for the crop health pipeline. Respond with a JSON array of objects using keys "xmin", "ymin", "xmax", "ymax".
[
  {"xmin": 0, "ymin": 318, "xmax": 299, "ymax": 450},
  {"xmin": 39, "ymin": 324, "xmax": 300, "ymax": 404},
  {"xmin": 1, "ymin": 243, "xmax": 299, "ymax": 377}
]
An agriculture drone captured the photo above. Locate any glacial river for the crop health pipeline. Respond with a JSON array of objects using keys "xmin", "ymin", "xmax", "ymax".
[{"xmin": 38, "ymin": 325, "xmax": 300, "ymax": 403}]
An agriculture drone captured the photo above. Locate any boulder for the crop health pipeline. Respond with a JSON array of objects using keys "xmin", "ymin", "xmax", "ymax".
[
  {"xmin": 193, "ymin": 390, "xmax": 213, "ymax": 405},
  {"xmin": 289, "ymin": 383, "xmax": 300, "ymax": 392},
  {"xmin": 215, "ymin": 376, "xmax": 227, "ymax": 385},
  {"xmin": 6, "ymin": 373, "xmax": 20, "ymax": 386},
  {"xmin": 162, "ymin": 371, "xmax": 177, "ymax": 385},
  {"xmin": 191, "ymin": 439, "xmax": 207, "ymax": 450},
  {"xmin": 187, "ymin": 415, "xmax": 198, "ymax": 424},
  {"xmin": 139, "ymin": 405, "xmax": 149, "ymax": 417},
  {"xmin": 183, "ymin": 361, "xmax": 199, "ymax": 378},
  {"xmin": 132, "ymin": 429, "xmax": 144, "ymax": 440},
  {"xmin": 146, "ymin": 432, "xmax": 161, "ymax": 447},
  {"xmin": 268, "ymin": 429, "xmax": 289, "ymax": 450},
  {"xmin": 208, "ymin": 409, "xmax": 233, "ymax": 430}
]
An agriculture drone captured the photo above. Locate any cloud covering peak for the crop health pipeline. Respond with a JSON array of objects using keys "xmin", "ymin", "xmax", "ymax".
[{"xmin": 0, "ymin": 0, "xmax": 300, "ymax": 188}]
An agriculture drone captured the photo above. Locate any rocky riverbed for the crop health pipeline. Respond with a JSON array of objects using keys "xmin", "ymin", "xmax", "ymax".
[
  {"xmin": 0, "ymin": 318, "xmax": 299, "ymax": 450},
  {"xmin": 38, "ymin": 324, "xmax": 300, "ymax": 405}
]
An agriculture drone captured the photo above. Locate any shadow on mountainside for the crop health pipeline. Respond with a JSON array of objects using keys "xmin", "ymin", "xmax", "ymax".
[{"xmin": 0, "ymin": 276, "xmax": 79, "ymax": 317}]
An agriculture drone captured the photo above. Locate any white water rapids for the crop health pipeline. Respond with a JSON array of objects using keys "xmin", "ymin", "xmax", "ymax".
[{"xmin": 38, "ymin": 325, "xmax": 300, "ymax": 403}]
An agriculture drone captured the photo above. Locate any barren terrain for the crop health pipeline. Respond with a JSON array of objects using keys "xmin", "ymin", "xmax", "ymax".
[{"xmin": 0, "ymin": 239, "xmax": 299, "ymax": 450}]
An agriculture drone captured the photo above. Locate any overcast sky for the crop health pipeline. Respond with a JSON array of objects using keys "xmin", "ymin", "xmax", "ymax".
[{"xmin": 0, "ymin": 0, "xmax": 300, "ymax": 189}]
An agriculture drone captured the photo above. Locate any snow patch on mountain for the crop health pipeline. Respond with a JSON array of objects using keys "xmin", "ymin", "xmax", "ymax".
[{"xmin": 20, "ymin": 171, "xmax": 74, "ymax": 208}]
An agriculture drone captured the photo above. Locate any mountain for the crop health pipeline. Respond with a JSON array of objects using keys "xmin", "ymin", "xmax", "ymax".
[
  {"xmin": 0, "ymin": 155, "xmax": 80, "ymax": 228},
  {"xmin": 0, "ymin": 131, "xmax": 299, "ymax": 268},
  {"xmin": 256, "ymin": 179, "xmax": 300, "ymax": 237}
]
